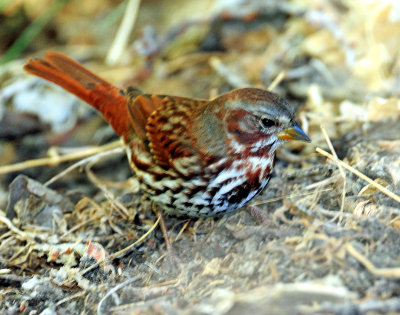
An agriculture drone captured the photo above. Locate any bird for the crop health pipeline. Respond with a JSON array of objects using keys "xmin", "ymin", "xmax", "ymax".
[{"xmin": 24, "ymin": 52, "xmax": 310, "ymax": 220}]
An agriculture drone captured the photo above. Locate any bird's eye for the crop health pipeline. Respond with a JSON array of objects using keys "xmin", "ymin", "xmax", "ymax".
[{"xmin": 260, "ymin": 117, "xmax": 275, "ymax": 128}]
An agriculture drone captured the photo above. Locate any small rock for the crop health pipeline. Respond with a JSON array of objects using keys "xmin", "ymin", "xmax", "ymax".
[{"xmin": 6, "ymin": 175, "xmax": 73, "ymax": 228}]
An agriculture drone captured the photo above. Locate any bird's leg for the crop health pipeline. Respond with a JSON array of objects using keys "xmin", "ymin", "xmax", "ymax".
[
  {"xmin": 153, "ymin": 206, "xmax": 180, "ymax": 265},
  {"xmin": 246, "ymin": 205, "xmax": 269, "ymax": 225},
  {"xmin": 159, "ymin": 213, "xmax": 176, "ymax": 261}
]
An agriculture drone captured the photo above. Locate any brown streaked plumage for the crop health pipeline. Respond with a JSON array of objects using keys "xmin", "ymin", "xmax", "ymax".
[{"xmin": 24, "ymin": 52, "xmax": 310, "ymax": 218}]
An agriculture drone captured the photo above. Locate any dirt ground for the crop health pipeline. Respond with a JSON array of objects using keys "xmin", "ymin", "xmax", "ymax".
[{"xmin": 1, "ymin": 1, "xmax": 400, "ymax": 314}]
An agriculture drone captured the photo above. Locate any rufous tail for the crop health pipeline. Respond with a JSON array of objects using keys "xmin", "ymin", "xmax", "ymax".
[{"xmin": 24, "ymin": 52, "xmax": 130, "ymax": 139}]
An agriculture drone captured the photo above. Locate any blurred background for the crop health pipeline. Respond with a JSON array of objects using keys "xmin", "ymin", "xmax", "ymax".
[{"xmin": 2, "ymin": 0, "xmax": 400, "ymax": 140}]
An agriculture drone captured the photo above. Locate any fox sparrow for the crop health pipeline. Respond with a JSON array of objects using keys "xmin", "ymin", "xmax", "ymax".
[{"xmin": 24, "ymin": 52, "xmax": 310, "ymax": 218}]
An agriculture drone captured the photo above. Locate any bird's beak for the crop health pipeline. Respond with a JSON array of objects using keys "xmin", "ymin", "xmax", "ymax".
[{"xmin": 278, "ymin": 122, "xmax": 311, "ymax": 142}]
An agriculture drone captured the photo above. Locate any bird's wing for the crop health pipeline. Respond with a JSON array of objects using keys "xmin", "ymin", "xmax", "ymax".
[{"xmin": 127, "ymin": 93, "xmax": 210, "ymax": 176}]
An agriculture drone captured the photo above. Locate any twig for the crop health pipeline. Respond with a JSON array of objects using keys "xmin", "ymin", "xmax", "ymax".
[
  {"xmin": 56, "ymin": 291, "xmax": 86, "ymax": 308},
  {"xmin": 106, "ymin": 0, "xmax": 141, "ymax": 65},
  {"xmin": 97, "ymin": 276, "xmax": 141, "ymax": 315},
  {"xmin": 59, "ymin": 215, "xmax": 103, "ymax": 240},
  {"xmin": 174, "ymin": 220, "xmax": 190, "ymax": 242},
  {"xmin": 108, "ymin": 280, "xmax": 178, "ymax": 312},
  {"xmin": 0, "ymin": 269, "xmax": 11, "ymax": 275},
  {"xmin": 0, "ymin": 141, "xmax": 123, "ymax": 175},
  {"xmin": 81, "ymin": 216, "xmax": 160, "ymax": 275},
  {"xmin": 314, "ymin": 206, "xmax": 353, "ymax": 218},
  {"xmin": 0, "ymin": 274, "xmax": 28, "ymax": 283},
  {"xmin": 0, "ymin": 215, "xmax": 28, "ymax": 239},
  {"xmin": 45, "ymin": 147, "xmax": 124, "ymax": 186},
  {"xmin": 209, "ymin": 56, "xmax": 249, "ymax": 88},
  {"xmin": 320, "ymin": 125, "xmax": 346, "ymax": 222},
  {"xmin": 85, "ymin": 159, "xmax": 131, "ymax": 219},
  {"xmin": 316, "ymin": 148, "xmax": 400, "ymax": 203},
  {"xmin": 346, "ymin": 243, "xmax": 400, "ymax": 278},
  {"xmin": 304, "ymin": 175, "xmax": 338, "ymax": 190},
  {"xmin": 250, "ymin": 188, "xmax": 332, "ymax": 206},
  {"xmin": 143, "ymin": 254, "xmax": 166, "ymax": 285},
  {"xmin": 267, "ymin": 71, "xmax": 286, "ymax": 91}
]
